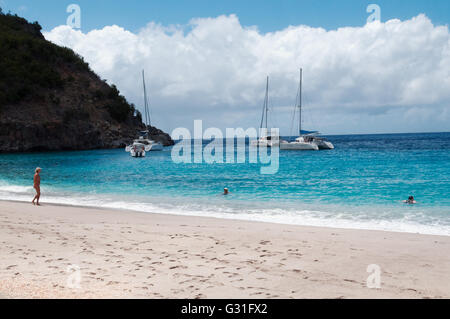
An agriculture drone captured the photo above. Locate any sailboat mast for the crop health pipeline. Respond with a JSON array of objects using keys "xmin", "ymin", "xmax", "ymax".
[
  {"xmin": 265, "ymin": 76, "xmax": 269, "ymax": 129},
  {"xmin": 259, "ymin": 76, "xmax": 269, "ymax": 129},
  {"xmin": 299, "ymin": 68, "xmax": 302, "ymax": 136},
  {"xmin": 142, "ymin": 70, "xmax": 150, "ymax": 128}
]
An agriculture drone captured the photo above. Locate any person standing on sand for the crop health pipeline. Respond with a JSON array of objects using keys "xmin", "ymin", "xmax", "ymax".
[{"xmin": 32, "ymin": 167, "xmax": 41, "ymax": 206}]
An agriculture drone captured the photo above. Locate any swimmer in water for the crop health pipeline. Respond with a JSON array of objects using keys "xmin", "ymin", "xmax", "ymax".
[
  {"xmin": 223, "ymin": 188, "xmax": 229, "ymax": 195},
  {"xmin": 404, "ymin": 196, "xmax": 416, "ymax": 204}
]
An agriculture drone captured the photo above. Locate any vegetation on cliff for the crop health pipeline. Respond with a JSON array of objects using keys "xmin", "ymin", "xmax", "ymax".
[{"xmin": 0, "ymin": 9, "xmax": 173, "ymax": 152}]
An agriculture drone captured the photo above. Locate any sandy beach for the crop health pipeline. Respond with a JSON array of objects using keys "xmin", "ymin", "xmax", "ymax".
[{"xmin": 0, "ymin": 200, "xmax": 449, "ymax": 299}]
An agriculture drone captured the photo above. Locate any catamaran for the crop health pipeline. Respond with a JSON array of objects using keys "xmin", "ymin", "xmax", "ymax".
[
  {"xmin": 126, "ymin": 70, "xmax": 163, "ymax": 157},
  {"xmin": 303, "ymin": 132, "xmax": 334, "ymax": 150},
  {"xmin": 280, "ymin": 68, "xmax": 334, "ymax": 150},
  {"xmin": 250, "ymin": 76, "xmax": 280, "ymax": 147}
]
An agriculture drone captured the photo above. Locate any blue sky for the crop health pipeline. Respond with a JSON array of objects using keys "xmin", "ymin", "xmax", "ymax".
[
  {"xmin": 2, "ymin": 0, "xmax": 449, "ymax": 33},
  {"xmin": 2, "ymin": 1, "xmax": 450, "ymax": 134}
]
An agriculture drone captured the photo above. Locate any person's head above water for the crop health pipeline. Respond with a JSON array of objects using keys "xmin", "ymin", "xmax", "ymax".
[
  {"xmin": 405, "ymin": 195, "xmax": 416, "ymax": 204},
  {"xmin": 35, "ymin": 167, "xmax": 41, "ymax": 174},
  {"xmin": 223, "ymin": 188, "xmax": 229, "ymax": 195}
]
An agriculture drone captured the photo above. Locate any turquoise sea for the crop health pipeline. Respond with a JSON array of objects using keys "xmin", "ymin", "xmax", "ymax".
[{"xmin": 0, "ymin": 132, "xmax": 449, "ymax": 235}]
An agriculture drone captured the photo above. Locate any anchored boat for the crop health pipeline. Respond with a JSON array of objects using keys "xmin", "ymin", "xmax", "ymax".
[
  {"xmin": 250, "ymin": 76, "xmax": 280, "ymax": 147},
  {"xmin": 126, "ymin": 70, "xmax": 163, "ymax": 157},
  {"xmin": 280, "ymin": 68, "xmax": 334, "ymax": 151}
]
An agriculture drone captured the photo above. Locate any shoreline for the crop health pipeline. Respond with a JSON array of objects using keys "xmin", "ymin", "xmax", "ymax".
[
  {"xmin": 0, "ymin": 200, "xmax": 449, "ymax": 298},
  {"xmin": 1, "ymin": 199, "xmax": 448, "ymax": 237}
]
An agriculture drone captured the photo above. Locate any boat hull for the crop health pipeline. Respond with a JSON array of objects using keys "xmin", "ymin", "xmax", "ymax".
[
  {"xmin": 250, "ymin": 140, "xmax": 279, "ymax": 148},
  {"xmin": 315, "ymin": 140, "xmax": 334, "ymax": 150},
  {"xmin": 148, "ymin": 143, "xmax": 164, "ymax": 151},
  {"xmin": 126, "ymin": 142, "xmax": 147, "ymax": 157},
  {"xmin": 130, "ymin": 150, "xmax": 146, "ymax": 157},
  {"xmin": 280, "ymin": 142, "xmax": 318, "ymax": 150}
]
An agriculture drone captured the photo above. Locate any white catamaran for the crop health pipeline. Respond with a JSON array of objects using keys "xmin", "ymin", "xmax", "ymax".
[
  {"xmin": 126, "ymin": 70, "xmax": 163, "ymax": 157},
  {"xmin": 280, "ymin": 68, "xmax": 334, "ymax": 151}
]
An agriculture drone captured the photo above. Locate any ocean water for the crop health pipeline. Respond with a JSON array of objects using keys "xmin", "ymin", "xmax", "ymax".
[{"xmin": 0, "ymin": 132, "xmax": 449, "ymax": 235}]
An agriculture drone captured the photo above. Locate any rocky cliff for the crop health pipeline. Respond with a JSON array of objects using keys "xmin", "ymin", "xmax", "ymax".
[{"xmin": 0, "ymin": 10, "xmax": 174, "ymax": 152}]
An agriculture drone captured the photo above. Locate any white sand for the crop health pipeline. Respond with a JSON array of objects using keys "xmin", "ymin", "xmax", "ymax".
[{"xmin": 0, "ymin": 200, "xmax": 449, "ymax": 299}]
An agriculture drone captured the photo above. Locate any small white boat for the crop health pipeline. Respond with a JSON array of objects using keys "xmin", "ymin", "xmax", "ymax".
[
  {"xmin": 126, "ymin": 132, "xmax": 163, "ymax": 156},
  {"xmin": 126, "ymin": 141, "xmax": 149, "ymax": 157}
]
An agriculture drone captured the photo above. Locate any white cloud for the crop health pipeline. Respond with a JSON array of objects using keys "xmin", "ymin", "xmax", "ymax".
[{"xmin": 44, "ymin": 14, "xmax": 450, "ymax": 134}]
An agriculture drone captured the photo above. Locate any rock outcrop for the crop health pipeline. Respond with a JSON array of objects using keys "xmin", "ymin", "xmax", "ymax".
[{"xmin": 0, "ymin": 10, "xmax": 173, "ymax": 152}]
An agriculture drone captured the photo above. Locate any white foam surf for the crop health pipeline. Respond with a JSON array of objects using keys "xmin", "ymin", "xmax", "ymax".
[{"xmin": 0, "ymin": 182, "xmax": 449, "ymax": 236}]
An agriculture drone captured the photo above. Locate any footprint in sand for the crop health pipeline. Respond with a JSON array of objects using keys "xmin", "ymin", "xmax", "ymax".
[{"xmin": 169, "ymin": 265, "xmax": 187, "ymax": 270}]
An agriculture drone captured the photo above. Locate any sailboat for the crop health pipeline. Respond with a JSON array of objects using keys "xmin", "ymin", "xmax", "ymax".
[
  {"xmin": 125, "ymin": 70, "xmax": 163, "ymax": 157},
  {"xmin": 250, "ymin": 76, "xmax": 280, "ymax": 147},
  {"xmin": 280, "ymin": 69, "xmax": 333, "ymax": 150}
]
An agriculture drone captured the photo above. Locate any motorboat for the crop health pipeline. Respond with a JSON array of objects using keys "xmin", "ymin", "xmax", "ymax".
[{"xmin": 126, "ymin": 141, "xmax": 148, "ymax": 157}]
